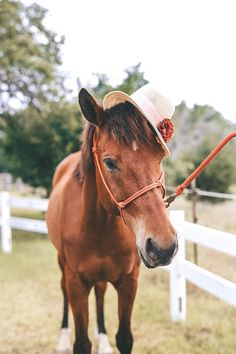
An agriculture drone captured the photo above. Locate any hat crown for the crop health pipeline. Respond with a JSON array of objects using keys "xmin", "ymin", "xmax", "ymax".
[{"xmin": 131, "ymin": 84, "xmax": 175, "ymax": 119}]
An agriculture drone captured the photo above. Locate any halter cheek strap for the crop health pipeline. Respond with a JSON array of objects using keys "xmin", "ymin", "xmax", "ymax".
[{"xmin": 92, "ymin": 132, "xmax": 166, "ymax": 222}]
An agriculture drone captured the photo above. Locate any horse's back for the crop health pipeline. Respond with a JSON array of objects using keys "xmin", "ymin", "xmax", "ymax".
[{"xmin": 46, "ymin": 152, "xmax": 81, "ymax": 250}]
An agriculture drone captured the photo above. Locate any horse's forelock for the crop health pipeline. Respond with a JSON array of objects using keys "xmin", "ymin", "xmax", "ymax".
[{"xmin": 103, "ymin": 102, "xmax": 156, "ymax": 145}]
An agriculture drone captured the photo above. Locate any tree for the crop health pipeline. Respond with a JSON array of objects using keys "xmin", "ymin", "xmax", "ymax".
[
  {"xmin": 0, "ymin": 0, "xmax": 65, "ymax": 111},
  {"xmin": 116, "ymin": 63, "xmax": 148, "ymax": 94},
  {"xmin": 164, "ymin": 153, "xmax": 195, "ymax": 189},
  {"xmin": 2, "ymin": 103, "xmax": 84, "ymax": 194},
  {"xmin": 85, "ymin": 73, "xmax": 113, "ymax": 100},
  {"xmin": 88, "ymin": 63, "xmax": 148, "ymax": 99},
  {"xmin": 191, "ymin": 135, "xmax": 236, "ymax": 193}
]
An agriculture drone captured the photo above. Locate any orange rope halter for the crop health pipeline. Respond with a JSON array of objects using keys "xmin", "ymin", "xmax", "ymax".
[
  {"xmin": 165, "ymin": 131, "xmax": 236, "ymax": 207},
  {"xmin": 92, "ymin": 132, "xmax": 165, "ymax": 221}
]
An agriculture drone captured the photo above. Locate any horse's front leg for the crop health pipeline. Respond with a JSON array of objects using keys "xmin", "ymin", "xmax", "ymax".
[
  {"xmin": 65, "ymin": 267, "xmax": 92, "ymax": 354},
  {"xmin": 114, "ymin": 269, "xmax": 139, "ymax": 354}
]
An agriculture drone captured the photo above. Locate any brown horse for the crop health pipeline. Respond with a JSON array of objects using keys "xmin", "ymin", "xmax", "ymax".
[{"xmin": 46, "ymin": 88, "xmax": 177, "ymax": 354}]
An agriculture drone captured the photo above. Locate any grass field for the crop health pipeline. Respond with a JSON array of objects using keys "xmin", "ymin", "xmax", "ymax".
[{"xmin": 1, "ymin": 199, "xmax": 236, "ymax": 354}]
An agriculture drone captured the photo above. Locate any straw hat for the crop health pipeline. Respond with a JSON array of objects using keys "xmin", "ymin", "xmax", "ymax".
[{"xmin": 103, "ymin": 83, "xmax": 175, "ymax": 156}]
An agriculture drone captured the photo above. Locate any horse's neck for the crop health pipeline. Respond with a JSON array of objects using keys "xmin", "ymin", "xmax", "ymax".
[{"xmin": 81, "ymin": 171, "xmax": 115, "ymax": 226}]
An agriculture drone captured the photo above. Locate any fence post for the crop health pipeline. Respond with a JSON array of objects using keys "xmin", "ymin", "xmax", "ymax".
[
  {"xmin": 169, "ymin": 210, "xmax": 186, "ymax": 321},
  {"xmin": 0, "ymin": 192, "xmax": 12, "ymax": 253}
]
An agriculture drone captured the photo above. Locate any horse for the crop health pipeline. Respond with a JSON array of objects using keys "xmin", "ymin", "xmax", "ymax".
[{"xmin": 46, "ymin": 88, "xmax": 177, "ymax": 354}]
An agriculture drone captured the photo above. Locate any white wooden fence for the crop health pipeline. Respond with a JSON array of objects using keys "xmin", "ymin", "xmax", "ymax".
[
  {"xmin": 168, "ymin": 210, "xmax": 236, "ymax": 321},
  {"xmin": 0, "ymin": 192, "xmax": 236, "ymax": 321},
  {"xmin": 0, "ymin": 192, "xmax": 48, "ymax": 253}
]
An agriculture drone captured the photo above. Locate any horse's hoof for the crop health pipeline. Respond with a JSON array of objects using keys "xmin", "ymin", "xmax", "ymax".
[
  {"xmin": 97, "ymin": 333, "xmax": 114, "ymax": 354},
  {"xmin": 56, "ymin": 328, "xmax": 71, "ymax": 354}
]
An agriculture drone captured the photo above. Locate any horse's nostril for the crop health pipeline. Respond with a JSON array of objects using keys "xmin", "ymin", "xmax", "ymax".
[
  {"xmin": 145, "ymin": 237, "xmax": 157, "ymax": 253},
  {"xmin": 145, "ymin": 237, "xmax": 159, "ymax": 260},
  {"xmin": 145, "ymin": 237, "xmax": 177, "ymax": 263}
]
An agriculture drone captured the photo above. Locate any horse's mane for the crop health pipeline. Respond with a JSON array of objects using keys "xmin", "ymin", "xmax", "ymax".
[{"xmin": 75, "ymin": 101, "xmax": 156, "ymax": 181}]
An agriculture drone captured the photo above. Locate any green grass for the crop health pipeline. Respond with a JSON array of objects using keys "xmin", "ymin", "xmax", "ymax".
[{"xmin": 1, "ymin": 223, "xmax": 236, "ymax": 354}]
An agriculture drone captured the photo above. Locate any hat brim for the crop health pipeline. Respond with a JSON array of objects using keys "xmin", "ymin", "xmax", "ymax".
[{"xmin": 103, "ymin": 91, "xmax": 170, "ymax": 156}]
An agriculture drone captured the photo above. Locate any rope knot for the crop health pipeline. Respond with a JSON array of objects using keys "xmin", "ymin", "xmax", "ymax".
[{"xmin": 118, "ymin": 201, "xmax": 126, "ymax": 209}]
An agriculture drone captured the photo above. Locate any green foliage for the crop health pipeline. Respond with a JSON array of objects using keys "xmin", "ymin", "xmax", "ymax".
[
  {"xmin": 2, "ymin": 103, "xmax": 84, "ymax": 193},
  {"xmin": 0, "ymin": 145, "xmax": 11, "ymax": 173},
  {"xmin": 164, "ymin": 154, "xmax": 194, "ymax": 188},
  {"xmin": 0, "ymin": 0, "xmax": 73, "ymax": 192},
  {"xmin": 192, "ymin": 136, "xmax": 236, "ymax": 193},
  {"xmin": 166, "ymin": 104, "xmax": 236, "ymax": 193},
  {"xmin": 90, "ymin": 63, "xmax": 148, "ymax": 98},
  {"xmin": 88, "ymin": 73, "xmax": 113, "ymax": 99},
  {"xmin": 115, "ymin": 63, "xmax": 148, "ymax": 94},
  {"xmin": 0, "ymin": 0, "xmax": 65, "ymax": 111}
]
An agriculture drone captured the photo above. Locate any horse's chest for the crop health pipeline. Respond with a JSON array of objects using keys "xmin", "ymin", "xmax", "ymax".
[
  {"xmin": 80, "ymin": 255, "xmax": 136, "ymax": 282},
  {"xmin": 63, "ymin": 234, "xmax": 137, "ymax": 283}
]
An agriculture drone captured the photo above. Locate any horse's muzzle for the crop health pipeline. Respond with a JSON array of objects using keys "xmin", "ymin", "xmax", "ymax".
[{"xmin": 138, "ymin": 237, "xmax": 178, "ymax": 268}]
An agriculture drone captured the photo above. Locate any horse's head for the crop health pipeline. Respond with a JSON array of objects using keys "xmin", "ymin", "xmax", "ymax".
[{"xmin": 79, "ymin": 88, "xmax": 177, "ymax": 268}]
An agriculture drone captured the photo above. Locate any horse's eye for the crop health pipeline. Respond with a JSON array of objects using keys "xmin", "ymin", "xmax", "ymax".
[{"xmin": 103, "ymin": 158, "xmax": 117, "ymax": 172}]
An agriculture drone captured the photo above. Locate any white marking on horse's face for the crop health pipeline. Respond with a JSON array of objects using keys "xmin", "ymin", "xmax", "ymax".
[
  {"xmin": 132, "ymin": 217, "xmax": 146, "ymax": 248},
  {"xmin": 132, "ymin": 141, "xmax": 139, "ymax": 151}
]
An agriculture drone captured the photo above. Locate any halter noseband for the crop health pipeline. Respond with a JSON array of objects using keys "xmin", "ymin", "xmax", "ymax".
[{"xmin": 92, "ymin": 132, "xmax": 166, "ymax": 221}]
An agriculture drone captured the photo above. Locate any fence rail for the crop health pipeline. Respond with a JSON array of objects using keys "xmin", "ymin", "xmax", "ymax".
[
  {"xmin": 167, "ymin": 186, "xmax": 236, "ymax": 200},
  {"xmin": 0, "ymin": 192, "xmax": 236, "ymax": 321},
  {"xmin": 10, "ymin": 196, "xmax": 49, "ymax": 211},
  {"xmin": 10, "ymin": 217, "xmax": 48, "ymax": 234}
]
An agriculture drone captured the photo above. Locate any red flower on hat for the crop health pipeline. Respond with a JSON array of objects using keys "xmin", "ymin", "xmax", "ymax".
[{"xmin": 158, "ymin": 119, "xmax": 174, "ymax": 142}]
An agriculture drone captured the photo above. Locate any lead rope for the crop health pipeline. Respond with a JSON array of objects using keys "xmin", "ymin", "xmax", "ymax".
[{"xmin": 165, "ymin": 131, "xmax": 236, "ymax": 207}]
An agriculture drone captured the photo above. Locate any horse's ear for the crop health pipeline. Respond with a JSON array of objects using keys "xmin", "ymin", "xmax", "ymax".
[{"xmin": 78, "ymin": 88, "xmax": 104, "ymax": 126}]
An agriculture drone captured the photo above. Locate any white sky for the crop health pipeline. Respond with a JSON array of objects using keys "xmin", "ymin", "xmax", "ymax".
[{"xmin": 26, "ymin": 0, "xmax": 236, "ymax": 123}]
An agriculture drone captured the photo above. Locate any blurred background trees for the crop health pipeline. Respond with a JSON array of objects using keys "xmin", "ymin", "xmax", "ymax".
[
  {"xmin": 0, "ymin": 0, "xmax": 73, "ymax": 194},
  {"xmin": 2, "ymin": 103, "xmax": 83, "ymax": 194},
  {"xmin": 165, "ymin": 103, "xmax": 236, "ymax": 193},
  {"xmin": 0, "ymin": 0, "xmax": 236, "ymax": 195},
  {"xmin": 86, "ymin": 63, "xmax": 148, "ymax": 99},
  {"xmin": 0, "ymin": 0, "xmax": 65, "ymax": 111}
]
